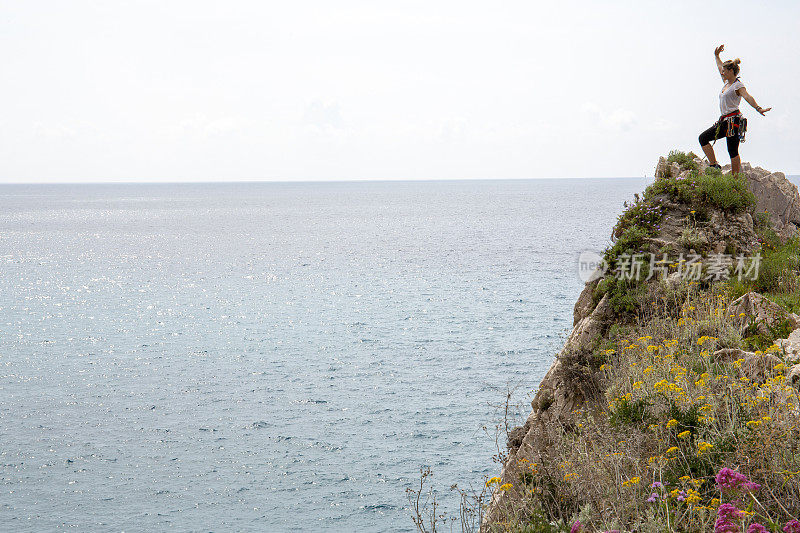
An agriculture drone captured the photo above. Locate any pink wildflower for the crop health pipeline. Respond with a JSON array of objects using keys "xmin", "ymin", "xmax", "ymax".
[
  {"xmin": 714, "ymin": 503, "xmax": 742, "ymax": 533},
  {"xmin": 715, "ymin": 467, "xmax": 760, "ymax": 493},
  {"xmin": 747, "ymin": 524, "xmax": 769, "ymax": 533},
  {"xmin": 784, "ymin": 520, "xmax": 800, "ymax": 533},
  {"xmin": 570, "ymin": 521, "xmax": 582, "ymax": 533}
]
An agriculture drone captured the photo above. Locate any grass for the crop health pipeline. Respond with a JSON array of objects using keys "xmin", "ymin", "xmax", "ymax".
[{"xmin": 646, "ymin": 167, "xmax": 756, "ymax": 214}]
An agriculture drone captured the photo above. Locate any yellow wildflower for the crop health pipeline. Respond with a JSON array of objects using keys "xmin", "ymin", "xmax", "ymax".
[
  {"xmin": 697, "ymin": 441, "xmax": 714, "ymax": 454},
  {"xmin": 622, "ymin": 476, "xmax": 641, "ymax": 487}
]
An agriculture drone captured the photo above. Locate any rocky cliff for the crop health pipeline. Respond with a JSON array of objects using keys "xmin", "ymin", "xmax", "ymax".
[{"xmin": 483, "ymin": 154, "xmax": 800, "ymax": 531}]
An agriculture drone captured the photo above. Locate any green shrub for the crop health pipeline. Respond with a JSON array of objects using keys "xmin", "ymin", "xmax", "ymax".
[
  {"xmin": 665, "ymin": 401, "xmax": 701, "ymax": 436},
  {"xmin": 603, "ymin": 226, "xmax": 650, "ymax": 269},
  {"xmin": 742, "ymin": 317, "xmax": 796, "ymax": 351},
  {"xmin": 695, "ymin": 172, "xmax": 756, "ymax": 212},
  {"xmin": 666, "ymin": 150, "xmax": 698, "ymax": 171},
  {"xmin": 595, "ymin": 276, "xmax": 646, "ymax": 315},
  {"xmin": 646, "ymin": 175, "xmax": 695, "ymax": 205},
  {"xmin": 753, "ymin": 248, "xmax": 799, "ymax": 293},
  {"xmin": 609, "ymin": 397, "xmax": 651, "ymax": 427},
  {"xmin": 646, "ymin": 169, "xmax": 755, "ymax": 213},
  {"xmin": 611, "ymin": 197, "xmax": 666, "ymax": 240},
  {"xmin": 766, "ymin": 291, "xmax": 800, "ymax": 314}
]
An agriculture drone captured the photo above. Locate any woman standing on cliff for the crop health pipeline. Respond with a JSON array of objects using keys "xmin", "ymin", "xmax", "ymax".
[{"xmin": 698, "ymin": 44, "xmax": 771, "ymax": 175}]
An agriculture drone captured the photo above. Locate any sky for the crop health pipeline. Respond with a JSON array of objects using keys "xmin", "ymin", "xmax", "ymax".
[{"xmin": 1, "ymin": 0, "xmax": 798, "ymax": 183}]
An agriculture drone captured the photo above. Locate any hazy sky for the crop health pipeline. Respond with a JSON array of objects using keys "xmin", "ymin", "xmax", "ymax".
[{"xmin": 1, "ymin": 1, "xmax": 798, "ymax": 182}]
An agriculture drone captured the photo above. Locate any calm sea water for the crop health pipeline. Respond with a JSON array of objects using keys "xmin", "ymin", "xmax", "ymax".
[{"xmin": 0, "ymin": 178, "xmax": 648, "ymax": 532}]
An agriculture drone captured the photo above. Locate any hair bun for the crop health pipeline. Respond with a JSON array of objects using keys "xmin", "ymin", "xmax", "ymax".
[{"xmin": 734, "ymin": 58, "xmax": 741, "ymax": 65}]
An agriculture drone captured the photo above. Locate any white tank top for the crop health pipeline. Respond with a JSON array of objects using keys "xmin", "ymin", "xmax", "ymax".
[{"xmin": 719, "ymin": 78, "xmax": 744, "ymax": 115}]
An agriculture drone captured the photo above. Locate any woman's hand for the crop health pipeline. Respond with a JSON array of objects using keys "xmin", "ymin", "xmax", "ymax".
[
  {"xmin": 715, "ymin": 44, "xmax": 725, "ymax": 56},
  {"xmin": 738, "ymin": 87, "xmax": 770, "ymax": 115}
]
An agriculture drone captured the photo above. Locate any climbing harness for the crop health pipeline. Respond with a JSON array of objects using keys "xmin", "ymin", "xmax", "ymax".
[{"xmin": 712, "ymin": 110, "xmax": 746, "ymax": 146}]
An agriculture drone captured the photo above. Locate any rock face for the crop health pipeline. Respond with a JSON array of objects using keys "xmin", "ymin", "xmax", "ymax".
[
  {"xmin": 711, "ymin": 347, "xmax": 783, "ymax": 383},
  {"xmin": 777, "ymin": 329, "xmax": 800, "ymax": 362},
  {"xmin": 483, "ymin": 156, "xmax": 800, "ymax": 528},
  {"xmin": 644, "ymin": 197, "xmax": 759, "ymax": 257},
  {"xmin": 530, "ymin": 292, "xmax": 611, "ymax": 421},
  {"xmin": 727, "ymin": 292, "xmax": 800, "ymax": 337},
  {"xmin": 741, "ymin": 168, "xmax": 800, "ymax": 237}
]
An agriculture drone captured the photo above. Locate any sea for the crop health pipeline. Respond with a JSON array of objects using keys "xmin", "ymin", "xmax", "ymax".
[{"xmin": 1, "ymin": 176, "xmax": 710, "ymax": 532}]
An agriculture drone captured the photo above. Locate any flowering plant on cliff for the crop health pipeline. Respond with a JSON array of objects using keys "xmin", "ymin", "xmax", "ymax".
[
  {"xmin": 716, "ymin": 467, "xmax": 760, "ymax": 493},
  {"xmin": 485, "ymin": 155, "xmax": 800, "ymax": 532}
]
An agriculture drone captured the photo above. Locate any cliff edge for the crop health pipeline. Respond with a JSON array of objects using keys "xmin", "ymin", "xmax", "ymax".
[{"xmin": 483, "ymin": 153, "xmax": 800, "ymax": 531}]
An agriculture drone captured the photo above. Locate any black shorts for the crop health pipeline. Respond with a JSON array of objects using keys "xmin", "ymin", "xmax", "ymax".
[{"xmin": 699, "ymin": 115, "xmax": 741, "ymax": 158}]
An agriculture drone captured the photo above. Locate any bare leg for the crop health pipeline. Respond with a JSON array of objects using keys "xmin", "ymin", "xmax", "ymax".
[
  {"xmin": 701, "ymin": 144, "xmax": 717, "ymax": 165},
  {"xmin": 731, "ymin": 155, "xmax": 741, "ymax": 175}
]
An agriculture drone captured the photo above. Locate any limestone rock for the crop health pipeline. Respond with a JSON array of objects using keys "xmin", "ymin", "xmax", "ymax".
[
  {"xmin": 712, "ymin": 347, "xmax": 754, "ymax": 363},
  {"xmin": 573, "ymin": 278, "xmax": 600, "ymax": 326},
  {"xmin": 743, "ymin": 169, "xmax": 800, "ymax": 235},
  {"xmin": 776, "ymin": 328, "xmax": 800, "ymax": 363},
  {"xmin": 726, "ymin": 292, "xmax": 800, "ymax": 337},
  {"xmin": 528, "ymin": 294, "xmax": 612, "ymax": 424},
  {"xmin": 742, "ymin": 353, "xmax": 783, "ymax": 383},
  {"xmin": 647, "ymin": 200, "xmax": 759, "ymax": 257},
  {"xmin": 706, "ymin": 210, "xmax": 758, "ymax": 254},
  {"xmin": 711, "ymin": 348, "xmax": 782, "ymax": 383},
  {"xmin": 787, "ymin": 364, "xmax": 800, "ymax": 386}
]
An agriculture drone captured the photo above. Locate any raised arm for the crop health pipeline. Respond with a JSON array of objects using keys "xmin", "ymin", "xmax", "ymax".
[
  {"xmin": 736, "ymin": 86, "xmax": 771, "ymax": 116},
  {"xmin": 714, "ymin": 44, "xmax": 725, "ymax": 75}
]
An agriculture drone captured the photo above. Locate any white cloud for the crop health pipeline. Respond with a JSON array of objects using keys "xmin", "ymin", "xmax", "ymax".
[{"xmin": 581, "ymin": 102, "xmax": 638, "ymax": 132}]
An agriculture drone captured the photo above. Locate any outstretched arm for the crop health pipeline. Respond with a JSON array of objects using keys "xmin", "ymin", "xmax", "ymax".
[
  {"xmin": 714, "ymin": 44, "xmax": 725, "ymax": 75},
  {"xmin": 737, "ymin": 87, "xmax": 771, "ymax": 116}
]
